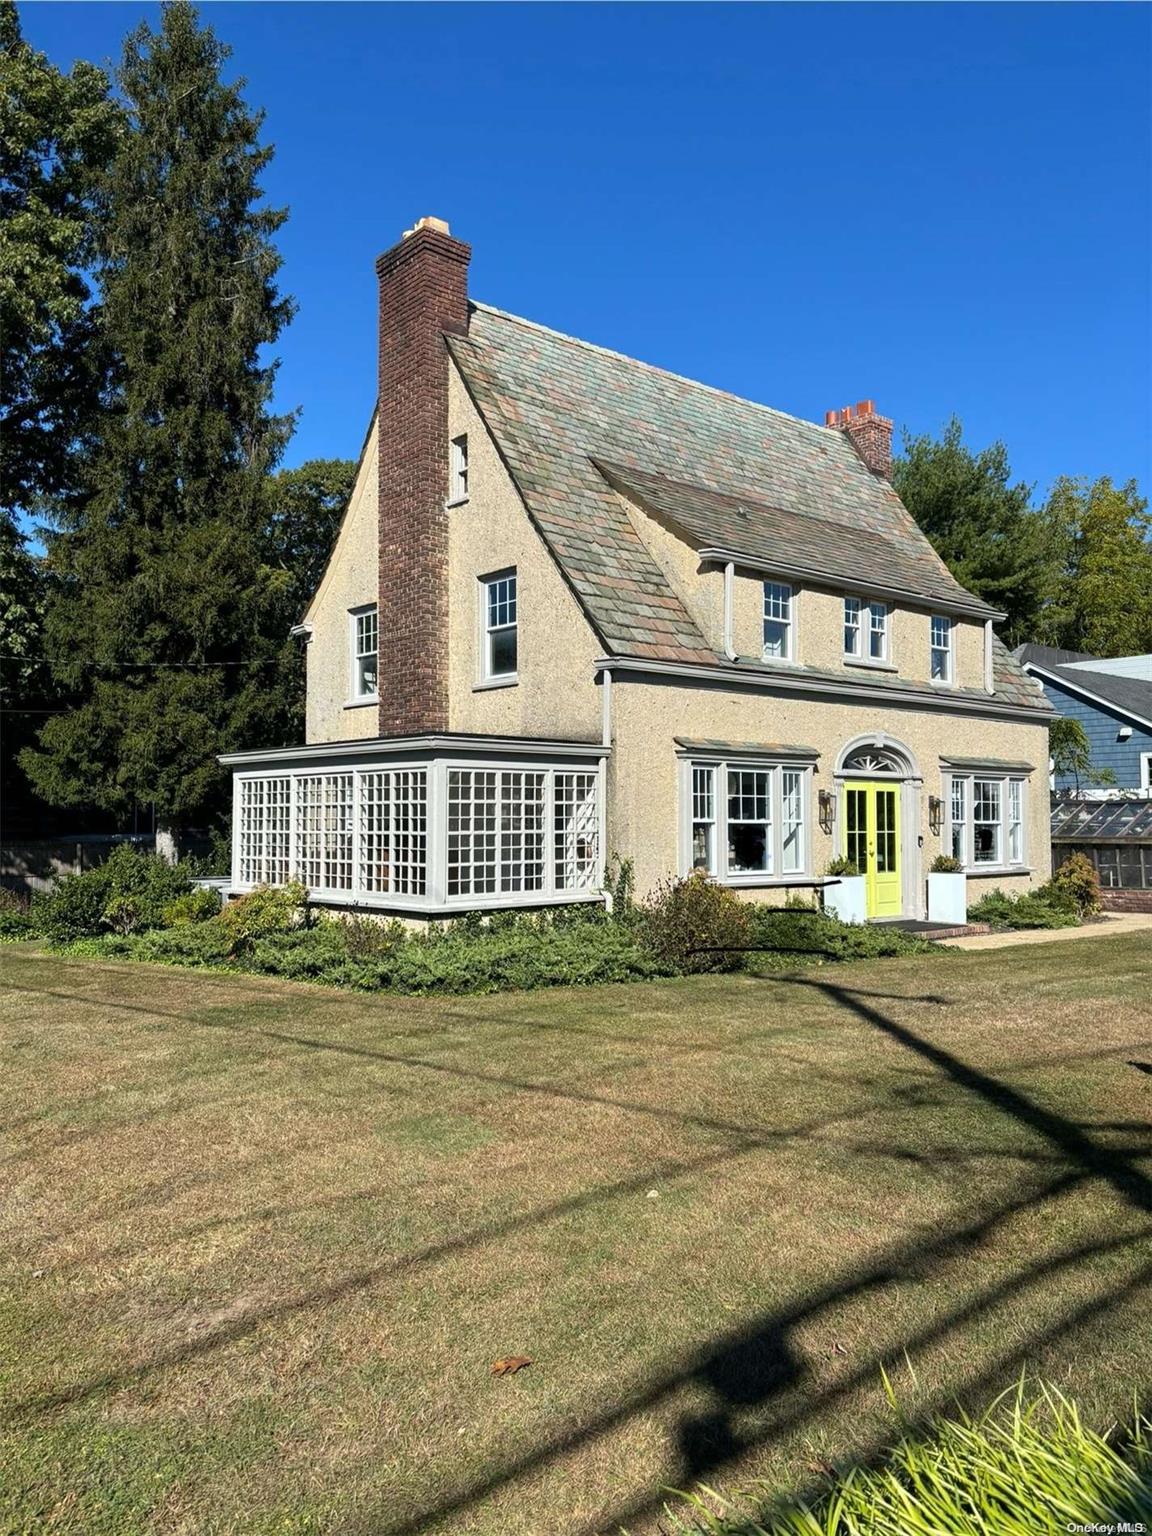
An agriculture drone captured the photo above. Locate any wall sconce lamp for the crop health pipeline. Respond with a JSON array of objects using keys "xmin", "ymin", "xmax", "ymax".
[
  {"xmin": 928, "ymin": 795, "xmax": 944, "ymax": 835},
  {"xmin": 818, "ymin": 789, "xmax": 835, "ymax": 835}
]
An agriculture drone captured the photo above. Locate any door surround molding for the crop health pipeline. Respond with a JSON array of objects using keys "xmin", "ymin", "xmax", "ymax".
[{"xmin": 833, "ymin": 734, "xmax": 922, "ymax": 917}]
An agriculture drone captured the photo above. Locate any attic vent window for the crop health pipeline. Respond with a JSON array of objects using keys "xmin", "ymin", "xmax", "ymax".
[{"xmin": 450, "ymin": 434, "xmax": 469, "ymax": 503}]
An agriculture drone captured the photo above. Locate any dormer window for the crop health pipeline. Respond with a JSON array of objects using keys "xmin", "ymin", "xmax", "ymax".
[
  {"xmin": 449, "ymin": 434, "xmax": 469, "ymax": 503},
  {"xmin": 349, "ymin": 604, "xmax": 378, "ymax": 701},
  {"xmin": 762, "ymin": 582, "xmax": 793, "ymax": 660}
]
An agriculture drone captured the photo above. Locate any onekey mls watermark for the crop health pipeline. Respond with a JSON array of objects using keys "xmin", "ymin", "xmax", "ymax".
[{"xmin": 1066, "ymin": 1524, "xmax": 1147, "ymax": 1534}]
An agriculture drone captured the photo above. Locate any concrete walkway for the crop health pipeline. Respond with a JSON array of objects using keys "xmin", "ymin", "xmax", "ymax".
[{"xmin": 941, "ymin": 911, "xmax": 1152, "ymax": 950}]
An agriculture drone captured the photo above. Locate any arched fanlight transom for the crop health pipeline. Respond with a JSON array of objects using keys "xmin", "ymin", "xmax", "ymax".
[{"xmin": 841, "ymin": 746, "xmax": 906, "ymax": 776}]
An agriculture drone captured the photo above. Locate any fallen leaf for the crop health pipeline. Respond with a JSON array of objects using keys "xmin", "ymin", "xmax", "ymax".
[
  {"xmin": 646, "ymin": 1189, "xmax": 660, "ymax": 1199},
  {"xmin": 490, "ymin": 1355, "xmax": 533, "ymax": 1376},
  {"xmin": 830, "ymin": 1342, "xmax": 848, "ymax": 1356}
]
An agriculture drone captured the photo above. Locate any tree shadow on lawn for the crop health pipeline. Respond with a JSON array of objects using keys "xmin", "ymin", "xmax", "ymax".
[
  {"xmin": 4, "ymin": 969, "xmax": 1151, "ymax": 1536},
  {"xmin": 355, "ymin": 975, "xmax": 1152, "ymax": 1536}
]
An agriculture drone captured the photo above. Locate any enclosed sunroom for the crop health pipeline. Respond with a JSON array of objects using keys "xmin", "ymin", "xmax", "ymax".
[{"xmin": 221, "ymin": 735, "xmax": 606, "ymax": 917}]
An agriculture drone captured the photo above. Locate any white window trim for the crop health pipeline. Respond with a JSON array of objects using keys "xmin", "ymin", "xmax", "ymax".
[
  {"xmin": 478, "ymin": 568, "xmax": 518, "ymax": 687},
  {"xmin": 930, "ymin": 614, "xmax": 955, "ymax": 685},
  {"xmin": 347, "ymin": 603, "xmax": 379, "ymax": 706},
  {"xmin": 448, "ymin": 433, "xmax": 469, "ymax": 506},
  {"xmin": 1141, "ymin": 752, "xmax": 1152, "ymax": 791},
  {"xmin": 843, "ymin": 595, "xmax": 863, "ymax": 659},
  {"xmin": 680, "ymin": 755, "xmax": 813, "ymax": 885},
  {"xmin": 842, "ymin": 595, "xmax": 895, "ymax": 671},
  {"xmin": 231, "ymin": 755, "xmax": 605, "ymax": 913},
  {"xmin": 762, "ymin": 581, "xmax": 795, "ymax": 663},
  {"xmin": 944, "ymin": 771, "xmax": 1029, "ymax": 874}
]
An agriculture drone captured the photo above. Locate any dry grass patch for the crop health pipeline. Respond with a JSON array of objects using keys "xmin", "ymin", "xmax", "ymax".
[{"xmin": 1, "ymin": 936, "xmax": 1150, "ymax": 1535}]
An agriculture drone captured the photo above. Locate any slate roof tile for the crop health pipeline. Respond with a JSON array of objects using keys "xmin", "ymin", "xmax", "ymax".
[{"xmin": 449, "ymin": 303, "xmax": 1048, "ymax": 713}]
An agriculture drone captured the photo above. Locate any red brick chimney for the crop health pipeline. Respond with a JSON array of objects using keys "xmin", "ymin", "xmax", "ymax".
[
  {"xmin": 824, "ymin": 400, "xmax": 893, "ymax": 480},
  {"xmin": 375, "ymin": 216, "xmax": 471, "ymax": 736}
]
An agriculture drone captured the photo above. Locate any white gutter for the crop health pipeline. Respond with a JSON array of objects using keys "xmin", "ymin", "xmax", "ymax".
[
  {"xmin": 219, "ymin": 733, "xmax": 608, "ymax": 768},
  {"xmin": 722, "ymin": 561, "xmax": 736, "ymax": 661},
  {"xmin": 984, "ymin": 620, "xmax": 994, "ymax": 694},
  {"xmin": 289, "ymin": 622, "xmax": 313, "ymax": 640},
  {"xmin": 601, "ymin": 666, "xmax": 613, "ymax": 748},
  {"xmin": 592, "ymin": 655, "xmax": 1054, "ymax": 723}
]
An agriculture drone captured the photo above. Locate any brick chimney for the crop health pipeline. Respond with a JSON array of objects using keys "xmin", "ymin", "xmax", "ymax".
[
  {"xmin": 824, "ymin": 400, "xmax": 893, "ymax": 480},
  {"xmin": 375, "ymin": 216, "xmax": 471, "ymax": 736}
]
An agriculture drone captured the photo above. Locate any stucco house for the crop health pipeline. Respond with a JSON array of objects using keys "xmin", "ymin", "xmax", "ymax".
[{"xmin": 221, "ymin": 217, "xmax": 1053, "ymax": 922}]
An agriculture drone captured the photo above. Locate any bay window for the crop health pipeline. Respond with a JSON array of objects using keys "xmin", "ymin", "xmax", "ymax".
[
  {"xmin": 946, "ymin": 771, "xmax": 1027, "ymax": 870},
  {"xmin": 683, "ymin": 756, "xmax": 812, "ymax": 882}
]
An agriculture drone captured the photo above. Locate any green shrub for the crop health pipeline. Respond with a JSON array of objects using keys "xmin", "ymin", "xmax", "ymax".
[
  {"xmin": 825, "ymin": 856, "xmax": 860, "ymax": 877},
  {"xmin": 967, "ymin": 887, "xmax": 1079, "ymax": 931},
  {"xmin": 929, "ymin": 854, "xmax": 963, "ymax": 874},
  {"xmin": 664, "ymin": 1380, "xmax": 1152, "ymax": 1535},
  {"xmin": 162, "ymin": 887, "xmax": 223, "ymax": 926},
  {"xmin": 744, "ymin": 905, "xmax": 936, "ymax": 964},
  {"xmin": 33, "ymin": 844, "xmax": 193, "ymax": 943},
  {"xmin": 0, "ymin": 888, "xmax": 35, "ymax": 940},
  {"xmin": 1048, "ymin": 850, "xmax": 1102, "ymax": 916},
  {"xmin": 218, "ymin": 881, "xmax": 308, "ymax": 951},
  {"xmin": 75, "ymin": 906, "xmax": 668, "ymax": 995},
  {"xmin": 640, "ymin": 872, "xmax": 750, "ymax": 974}
]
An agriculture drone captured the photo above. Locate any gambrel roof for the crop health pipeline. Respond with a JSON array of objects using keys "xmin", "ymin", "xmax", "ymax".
[{"xmin": 448, "ymin": 302, "xmax": 1048, "ymax": 713}]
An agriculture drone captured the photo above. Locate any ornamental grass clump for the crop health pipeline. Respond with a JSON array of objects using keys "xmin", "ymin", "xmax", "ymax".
[{"xmin": 663, "ymin": 1380, "xmax": 1152, "ymax": 1536}]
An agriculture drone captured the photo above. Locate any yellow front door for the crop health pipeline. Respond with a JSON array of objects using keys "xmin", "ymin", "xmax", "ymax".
[{"xmin": 843, "ymin": 781, "xmax": 902, "ymax": 919}]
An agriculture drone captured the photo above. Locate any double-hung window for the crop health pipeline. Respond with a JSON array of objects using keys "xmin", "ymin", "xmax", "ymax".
[
  {"xmin": 868, "ymin": 601, "xmax": 889, "ymax": 661},
  {"xmin": 843, "ymin": 596, "xmax": 862, "ymax": 658},
  {"xmin": 762, "ymin": 582, "xmax": 794, "ymax": 660},
  {"xmin": 947, "ymin": 772, "xmax": 1027, "ymax": 869},
  {"xmin": 685, "ymin": 757, "xmax": 811, "ymax": 881},
  {"xmin": 481, "ymin": 569, "xmax": 517, "ymax": 681},
  {"xmin": 844, "ymin": 596, "xmax": 890, "ymax": 663},
  {"xmin": 930, "ymin": 615, "xmax": 953, "ymax": 682},
  {"xmin": 450, "ymin": 434, "xmax": 469, "ymax": 502},
  {"xmin": 350, "ymin": 604, "xmax": 378, "ymax": 701}
]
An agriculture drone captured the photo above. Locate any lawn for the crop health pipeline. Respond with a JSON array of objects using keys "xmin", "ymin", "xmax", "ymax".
[{"xmin": 1, "ymin": 935, "xmax": 1150, "ymax": 1536}]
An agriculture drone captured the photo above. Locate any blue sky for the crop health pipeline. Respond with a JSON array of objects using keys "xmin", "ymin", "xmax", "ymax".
[{"xmin": 23, "ymin": 1, "xmax": 1152, "ymax": 500}]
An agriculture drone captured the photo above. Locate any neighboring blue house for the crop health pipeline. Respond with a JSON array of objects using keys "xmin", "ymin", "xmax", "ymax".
[{"xmin": 1015, "ymin": 644, "xmax": 1152, "ymax": 793}]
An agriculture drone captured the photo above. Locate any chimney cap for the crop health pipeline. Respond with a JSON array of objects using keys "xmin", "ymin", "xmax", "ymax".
[{"xmin": 403, "ymin": 215, "xmax": 451, "ymax": 240}]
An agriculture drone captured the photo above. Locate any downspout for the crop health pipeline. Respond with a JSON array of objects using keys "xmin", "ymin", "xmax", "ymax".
[
  {"xmin": 722, "ymin": 562, "xmax": 737, "ymax": 661},
  {"xmin": 983, "ymin": 619, "xmax": 994, "ymax": 694},
  {"xmin": 600, "ymin": 668, "xmax": 612, "ymax": 913}
]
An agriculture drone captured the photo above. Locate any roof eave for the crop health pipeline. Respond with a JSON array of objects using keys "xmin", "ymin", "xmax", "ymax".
[{"xmin": 696, "ymin": 545, "xmax": 1003, "ymax": 622}]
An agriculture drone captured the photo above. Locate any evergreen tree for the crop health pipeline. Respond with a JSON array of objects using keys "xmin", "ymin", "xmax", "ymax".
[
  {"xmin": 1039, "ymin": 476, "xmax": 1152, "ymax": 656},
  {"xmin": 22, "ymin": 2, "xmax": 297, "ymax": 853},
  {"xmin": 0, "ymin": 0, "xmax": 120, "ymax": 515},
  {"xmin": 893, "ymin": 417, "xmax": 1056, "ymax": 647},
  {"xmin": 264, "ymin": 458, "xmax": 357, "ymax": 627}
]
